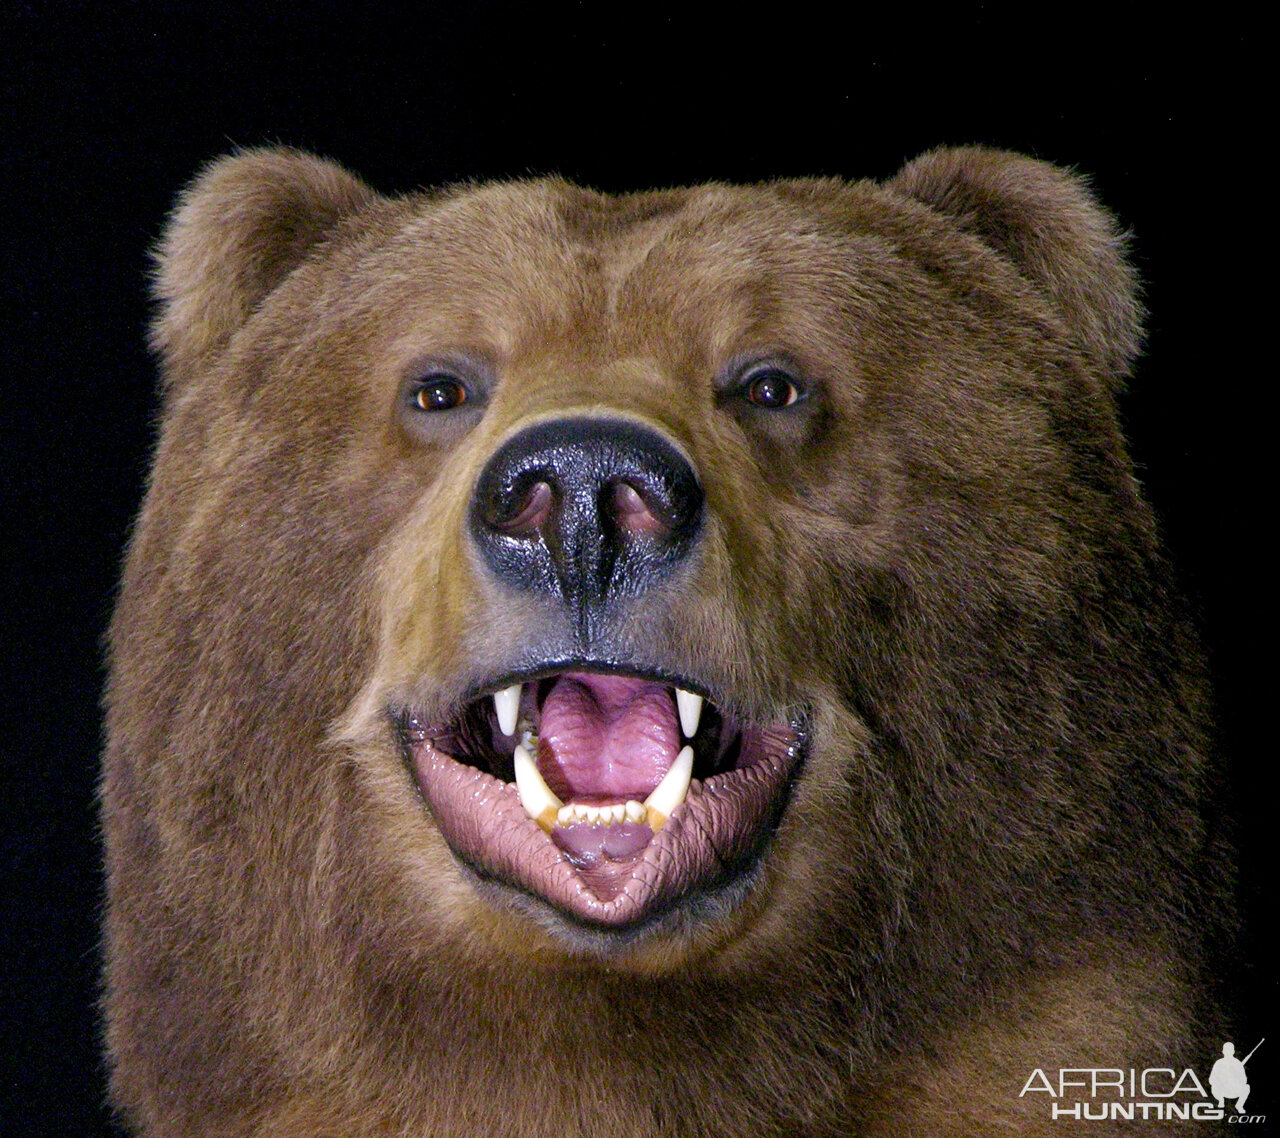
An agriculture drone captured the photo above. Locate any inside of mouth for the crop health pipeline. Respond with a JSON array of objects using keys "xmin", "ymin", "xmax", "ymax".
[
  {"xmin": 528, "ymin": 673, "xmax": 708, "ymax": 797},
  {"xmin": 418, "ymin": 670, "xmax": 751, "ymax": 868}
]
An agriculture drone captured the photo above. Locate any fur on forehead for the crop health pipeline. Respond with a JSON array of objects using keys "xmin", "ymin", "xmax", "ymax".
[{"xmin": 150, "ymin": 145, "xmax": 1141, "ymax": 398}]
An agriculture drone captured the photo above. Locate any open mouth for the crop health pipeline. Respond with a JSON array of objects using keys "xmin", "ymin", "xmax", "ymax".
[{"xmin": 398, "ymin": 668, "xmax": 804, "ymax": 929}]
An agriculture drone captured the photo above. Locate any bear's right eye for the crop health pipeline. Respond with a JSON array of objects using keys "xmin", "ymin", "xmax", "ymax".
[{"xmin": 411, "ymin": 374, "xmax": 469, "ymax": 412}]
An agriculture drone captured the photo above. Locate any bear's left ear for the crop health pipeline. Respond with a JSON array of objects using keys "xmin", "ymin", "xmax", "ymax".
[
  {"xmin": 150, "ymin": 147, "xmax": 378, "ymax": 391},
  {"xmin": 888, "ymin": 147, "xmax": 1142, "ymax": 391}
]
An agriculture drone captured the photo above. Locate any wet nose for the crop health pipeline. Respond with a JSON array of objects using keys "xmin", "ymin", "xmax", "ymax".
[{"xmin": 469, "ymin": 417, "xmax": 703, "ymax": 613}]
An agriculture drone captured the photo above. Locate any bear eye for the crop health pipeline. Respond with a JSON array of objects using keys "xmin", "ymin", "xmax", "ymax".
[
  {"xmin": 743, "ymin": 368, "xmax": 801, "ymax": 409},
  {"xmin": 411, "ymin": 374, "xmax": 469, "ymax": 412}
]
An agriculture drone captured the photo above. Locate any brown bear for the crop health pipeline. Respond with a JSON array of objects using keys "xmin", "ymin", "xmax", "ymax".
[{"xmin": 103, "ymin": 146, "xmax": 1231, "ymax": 1136}]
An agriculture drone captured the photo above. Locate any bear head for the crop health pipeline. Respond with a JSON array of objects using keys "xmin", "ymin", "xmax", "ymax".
[{"xmin": 104, "ymin": 147, "xmax": 1220, "ymax": 1136}]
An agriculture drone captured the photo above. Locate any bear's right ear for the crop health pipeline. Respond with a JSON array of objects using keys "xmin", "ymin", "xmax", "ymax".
[{"xmin": 150, "ymin": 148, "xmax": 377, "ymax": 390}]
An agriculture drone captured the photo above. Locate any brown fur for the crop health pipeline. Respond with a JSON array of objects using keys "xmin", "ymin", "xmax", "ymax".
[{"xmin": 104, "ymin": 147, "xmax": 1230, "ymax": 1136}]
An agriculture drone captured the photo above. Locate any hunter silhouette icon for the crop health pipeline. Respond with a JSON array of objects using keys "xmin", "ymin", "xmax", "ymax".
[{"xmin": 1209, "ymin": 1039, "xmax": 1263, "ymax": 1112}]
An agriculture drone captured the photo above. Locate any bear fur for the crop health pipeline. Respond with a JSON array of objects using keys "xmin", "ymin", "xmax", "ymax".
[{"xmin": 103, "ymin": 147, "xmax": 1231, "ymax": 1136}]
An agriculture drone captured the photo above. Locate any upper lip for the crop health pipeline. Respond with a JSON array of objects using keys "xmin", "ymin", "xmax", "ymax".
[
  {"xmin": 402, "ymin": 662, "xmax": 738, "ymax": 790},
  {"xmin": 467, "ymin": 660, "xmax": 713, "ymax": 709}
]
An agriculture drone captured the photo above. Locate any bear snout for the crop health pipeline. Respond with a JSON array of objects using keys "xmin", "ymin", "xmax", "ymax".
[{"xmin": 468, "ymin": 416, "xmax": 704, "ymax": 616}]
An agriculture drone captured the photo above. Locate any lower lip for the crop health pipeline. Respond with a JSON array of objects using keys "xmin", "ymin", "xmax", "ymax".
[{"xmin": 408, "ymin": 721, "xmax": 803, "ymax": 928}]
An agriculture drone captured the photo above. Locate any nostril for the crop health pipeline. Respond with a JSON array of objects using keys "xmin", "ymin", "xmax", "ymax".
[
  {"xmin": 492, "ymin": 479, "xmax": 554, "ymax": 536},
  {"xmin": 606, "ymin": 480, "xmax": 670, "ymax": 537}
]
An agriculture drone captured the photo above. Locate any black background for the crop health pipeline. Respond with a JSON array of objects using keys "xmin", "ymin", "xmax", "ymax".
[{"xmin": 3, "ymin": 6, "xmax": 1271, "ymax": 1135}]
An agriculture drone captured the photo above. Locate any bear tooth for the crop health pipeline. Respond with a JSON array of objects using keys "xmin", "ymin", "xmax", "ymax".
[
  {"xmin": 624, "ymin": 800, "xmax": 646, "ymax": 823},
  {"xmin": 675, "ymin": 688, "xmax": 703, "ymax": 739},
  {"xmin": 494, "ymin": 684, "xmax": 521, "ymax": 737},
  {"xmin": 644, "ymin": 745, "xmax": 694, "ymax": 832},
  {"xmin": 556, "ymin": 805, "xmax": 573, "ymax": 826},
  {"xmin": 513, "ymin": 743, "xmax": 561, "ymax": 832}
]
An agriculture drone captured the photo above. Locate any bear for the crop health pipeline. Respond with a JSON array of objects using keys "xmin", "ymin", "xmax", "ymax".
[{"xmin": 103, "ymin": 146, "xmax": 1232, "ymax": 1137}]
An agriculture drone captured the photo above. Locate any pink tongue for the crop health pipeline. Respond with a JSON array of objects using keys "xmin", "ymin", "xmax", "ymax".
[{"xmin": 537, "ymin": 673, "xmax": 680, "ymax": 801}]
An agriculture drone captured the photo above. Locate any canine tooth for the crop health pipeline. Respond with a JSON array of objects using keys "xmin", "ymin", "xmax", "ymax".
[
  {"xmin": 676, "ymin": 688, "xmax": 703, "ymax": 739},
  {"xmin": 624, "ymin": 800, "xmax": 646, "ymax": 823},
  {"xmin": 494, "ymin": 684, "xmax": 521, "ymax": 736},
  {"xmin": 644, "ymin": 745, "xmax": 694, "ymax": 831},
  {"xmin": 513, "ymin": 743, "xmax": 561, "ymax": 832}
]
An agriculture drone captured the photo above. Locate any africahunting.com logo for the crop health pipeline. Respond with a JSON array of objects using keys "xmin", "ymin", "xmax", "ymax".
[{"xmin": 1020, "ymin": 1038, "xmax": 1265, "ymax": 1124}]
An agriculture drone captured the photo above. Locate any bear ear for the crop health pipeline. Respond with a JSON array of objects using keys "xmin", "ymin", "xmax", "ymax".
[
  {"xmin": 888, "ymin": 146, "xmax": 1143, "ymax": 391},
  {"xmin": 150, "ymin": 147, "xmax": 378, "ymax": 389}
]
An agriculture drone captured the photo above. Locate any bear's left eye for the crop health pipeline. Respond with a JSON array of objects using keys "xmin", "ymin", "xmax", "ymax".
[
  {"xmin": 743, "ymin": 368, "xmax": 801, "ymax": 409},
  {"xmin": 411, "ymin": 374, "xmax": 469, "ymax": 412}
]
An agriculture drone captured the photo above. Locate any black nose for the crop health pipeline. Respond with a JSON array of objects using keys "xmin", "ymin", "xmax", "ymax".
[{"xmin": 469, "ymin": 417, "xmax": 703, "ymax": 615}]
